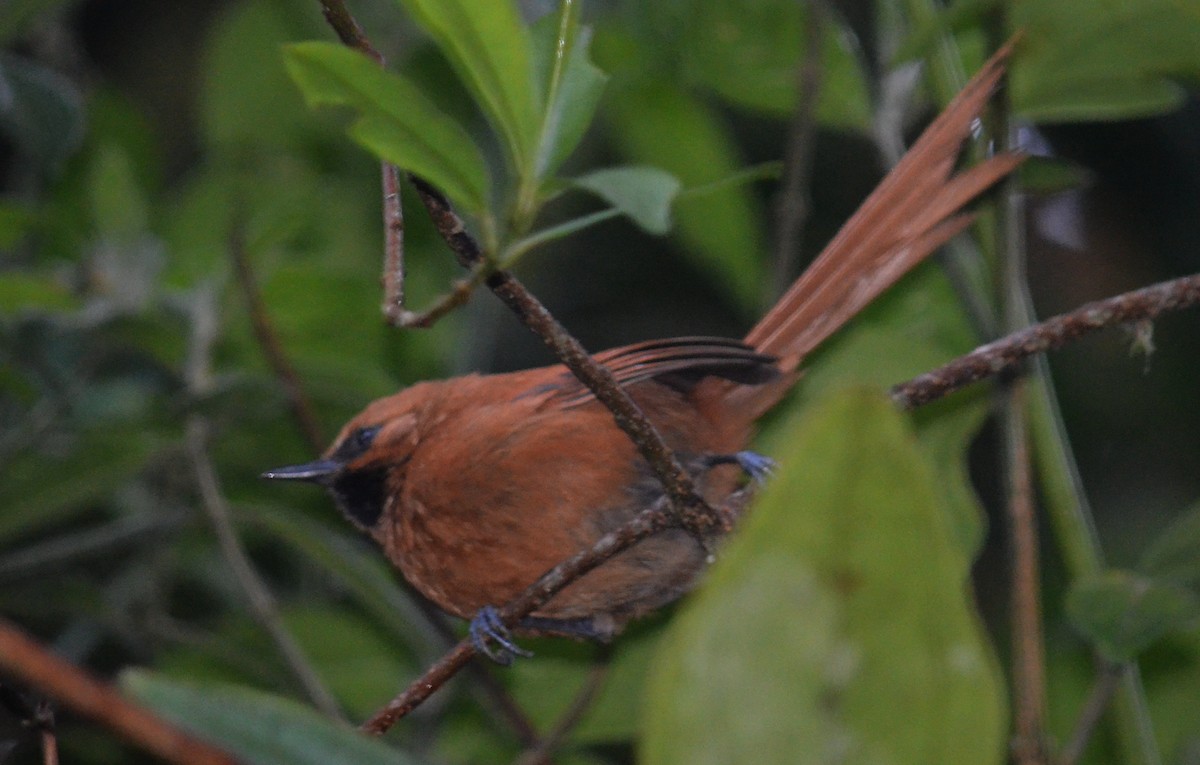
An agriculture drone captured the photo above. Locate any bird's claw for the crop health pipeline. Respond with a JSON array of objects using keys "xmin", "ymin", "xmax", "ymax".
[
  {"xmin": 704, "ymin": 450, "xmax": 776, "ymax": 485},
  {"xmin": 469, "ymin": 606, "xmax": 533, "ymax": 666},
  {"xmin": 733, "ymin": 450, "xmax": 776, "ymax": 484}
]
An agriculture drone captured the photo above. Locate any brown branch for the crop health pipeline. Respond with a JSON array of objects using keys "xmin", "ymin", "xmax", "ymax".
[
  {"xmin": 0, "ymin": 619, "xmax": 237, "ymax": 765},
  {"xmin": 890, "ymin": 273, "xmax": 1200, "ymax": 410},
  {"xmin": 994, "ymin": 56, "xmax": 1047, "ymax": 764},
  {"xmin": 317, "ymin": 0, "xmax": 412, "ymax": 327},
  {"xmin": 1005, "ymin": 379, "xmax": 1048, "ymax": 765},
  {"xmin": 229, "ymin": 230, "xmax": 324, "ymax": 454},
  {"xmin": 771, "ymin": 0, "xmax": 825, "ymax": 299},
  {"xmin": 380, "ymin": 162, "xmax": 408, "ymax": 326},
  {"xmin": 318, "ymin": 0, "xmax": 382, "ymax": 61}
]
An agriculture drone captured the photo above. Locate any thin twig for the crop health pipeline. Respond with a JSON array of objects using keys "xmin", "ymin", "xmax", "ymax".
[
  {"xmin": 229, "ymin": 229, "xmax": 324, "ymax": 454},
  {"xmin": 183, "ymin": 278, "xmax": 341, "ymax": 719},
  {"xmin": 514, "ymin": 656, "xmax": 611, "ymax": 765},
  {"xmin": 39, "ymin": 706, "xmax": 58, "ymax": 765},
  {"xmin": 1061, "ymin": 661, "xmax": 1125, "ymax": 765},
  {"xmin": 1004, "ymin": 378, "xmax": 1048, "ymax": 765},
  {"xmin": 185, "ymin": 417, "xmax": 345, "ymax": 721},
  {"xmin": 889, "ymin": 273, "xmax": 1200, "ymax": 409},
  {"xmin": 0, "ymin": 619, "xmax": 237, "ymax": 765},
  {"xmin": 381, "ymin": 163, "xmax": 408, "ymax": 325},
  {"xmin": 993, "ymin": 46, "xmax": 1047, "ymax": 763},
  {"xmin": 316, "ymin": 1, "xmax": 410, "ymax": 327},
  {"xmin": 771, "ymin": 0, "xmax": 825, "ymax": 299}
]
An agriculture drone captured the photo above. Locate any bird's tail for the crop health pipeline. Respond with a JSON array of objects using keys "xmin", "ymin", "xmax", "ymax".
[{"xmin": 733, "ymin": 39, "xmax": 1022, "ymax": 419}]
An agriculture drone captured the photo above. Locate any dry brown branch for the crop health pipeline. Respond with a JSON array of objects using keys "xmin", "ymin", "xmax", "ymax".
[{"xmin": 0, "ymin": 619, "xmax": 237, "ymax": 765}]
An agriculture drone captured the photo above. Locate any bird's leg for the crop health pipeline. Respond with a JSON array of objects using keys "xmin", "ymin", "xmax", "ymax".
[
  {"xmin": 702, "ymin": 451, "xmax": 776, "ymax": 484},
  {"xmin": 515, "ymin": 615, "xmax": 616, "ymax": 643},
  {"xmin": 468, "ymin": 606, "xmax": 533, "ymax": 665}
]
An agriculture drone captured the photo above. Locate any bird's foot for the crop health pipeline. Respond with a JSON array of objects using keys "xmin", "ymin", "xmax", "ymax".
[
  {"xmin": 704, "ymin": 450, "xmax": 776, "ymax": 484},
  {"xmin": 468, "ymin": 606, "xmax": 533, "ymax": 666}
]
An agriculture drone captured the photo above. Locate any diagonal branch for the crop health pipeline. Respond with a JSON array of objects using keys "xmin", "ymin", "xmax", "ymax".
[
  {"xmin": 229, "ymin": 228, "xmax": 324, "ymax": 454},
  {"xmin": 0, "ymin": 619, "xmax": 237, "ymax": 765},
  {"xmin": 890, "ymin": 273, "xmax": 1200, "ymax": 409}
]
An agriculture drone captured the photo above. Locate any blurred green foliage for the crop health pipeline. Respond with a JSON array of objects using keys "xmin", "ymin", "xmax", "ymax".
[{"xmin": 2, "ymin": 0, "xmax": 1200, "ymax": 763}]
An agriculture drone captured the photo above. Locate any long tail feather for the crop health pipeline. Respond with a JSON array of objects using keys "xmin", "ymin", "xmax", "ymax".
[{"xmin": 744, "ymin": 39, "xmax": 1021, "ymax": 377}]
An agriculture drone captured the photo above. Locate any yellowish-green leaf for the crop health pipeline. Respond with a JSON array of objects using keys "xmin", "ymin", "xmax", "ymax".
[{"xmin": 643, "ymin": 388, "xmax": 1005, "ymax": 765}]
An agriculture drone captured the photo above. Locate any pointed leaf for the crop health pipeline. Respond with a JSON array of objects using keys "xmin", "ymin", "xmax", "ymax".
[
  {"xmin": 572, "ymin": 166, "xmax": 681, "ymax": 235},
  {"xmin": 530, "ymin": 12, "xmax": 608, "ymax": 180},
  {"xmin": 395, "ymin": 0, "xmax": 538, "ymax": 172},
  {"xmin": 121, "ymin": 671, "xmax": 424, "ymax": 765},
  {"xmin": 1140, "ymin": 503, "xmax": 1200, "ymax": 588},
  {"xmin": 644, "ymin": 389, "xmax": 1005, "ymax": 765},
  {"xmin": 1067, "ymin": 570, "xmax": 1200, "ymax": 663},
  {"xmin": 284, "ymin": 41, "xmax": 488, "ymax": 213}
]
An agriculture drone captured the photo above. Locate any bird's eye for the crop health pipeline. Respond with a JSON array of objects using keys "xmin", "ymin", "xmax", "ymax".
[
  {"xmin": 353, "ymin": 425, "xmax": 381, "ymax": 449},
  {"xmin": 334, "ymin": 425, "xmax": 381, "ymax": 460}
]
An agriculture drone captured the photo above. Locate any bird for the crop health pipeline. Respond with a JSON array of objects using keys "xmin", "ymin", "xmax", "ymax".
[{"xmin": 264, "ymin": 42, "xmax": 1022, "ymax": 662}]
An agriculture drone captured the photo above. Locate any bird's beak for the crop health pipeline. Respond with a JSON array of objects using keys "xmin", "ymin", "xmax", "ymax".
[{"xmin": 260, "ymin": 459, "xmax": 342, "ymax": 485}]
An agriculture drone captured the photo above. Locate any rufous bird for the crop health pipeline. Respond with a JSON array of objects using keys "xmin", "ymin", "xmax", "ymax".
[{"xmin": 265, "ymin": 44, "xmax": 1022, "ymax": 661}]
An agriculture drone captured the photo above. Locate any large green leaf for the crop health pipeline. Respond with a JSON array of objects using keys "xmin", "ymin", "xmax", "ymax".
[
  {"xmin": 780, "ymin": 265, "xmax": 990, "ymax": 555},
  {"xmin": 121, "ymin": 671, "xmax": 425, "ymax": 765},
  {"xmin": 394, "ymin": 0, "xmax": 539, "ymax": 174},
  {"xmin": 284, "ymin": 41, "xmax": 489, "ymax": 213},
  {"xmin": 643, "ymin": 389, "xmax": 1005, "ymax": 765},
  {"xmin": 1012, "ymin": 0, "xmax": 1200, "ymax": 121}
]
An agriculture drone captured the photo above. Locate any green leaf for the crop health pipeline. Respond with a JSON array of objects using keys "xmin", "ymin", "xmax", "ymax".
[
  {"xmin": 0, "ymin": 52, "xmax": 85, "ymax": 177},
  {"xmin": 0, "ymin": 429, "xmax": 161, "ymax": 546},
  {"xmin": 599, "ymin": 58, "xmax": 764, "ymax": 307},
  {"xmin": 677, "ymin": 0, "xmax": 869, "ymax": 129},
  {"xmin": 0, "ymin": 202, "xmax": 36, "ymax": 249},
  {"xmin": 200, "ymin": 1, "xmax": 325, "ymax": 152},
  {"xmin": 785, "ymin": 266, "xmax": 990, "ymax": 555},
  {"xmin": 284, "ymin": 41, "xmax": 489, "ymax": 213},
  {"xmin": 88, "ymin": 144, "xmax": 148, "ymax": 241},
  {"xmin": 1140, "ymin": 503, "xmax": 1200, "ymax": 588},
  {"xmin": 395, "ymin": 0, "xmax": 539, "ymax": 173},
  {"xmin": 530, "ymin": 10, "xmax": 608, "ymax": 180},
  {"xmin": 643, "ymin": 388, "xmax": 1005, "ymax": 765},
  {"xmin": 246, "ymin": 504, "xmax": 442, "ymax": 662},
  {"xmin": 1012, "ymin": 0, "xmax": 1200, "ymax": 122},
  {"xmin": 508, "ymin": 620, "xmax": 665, "ymax": 743},
  {"xmin": 0, "ymin": 272, "xmax": 79, "ymax": 313},
  {"xmin": 1066, "ymin": 570, "xmax": 1200, "ymax": 663},
  {"xmin": 121, "ymin": 671, "xmax": 425, "ymax": 765},
  {"xmin": 571, "ymin": 166, "xmax": 681, "ymax": 235}
]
